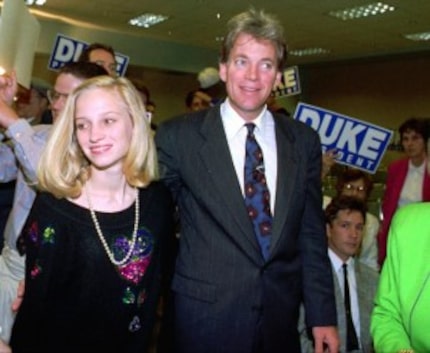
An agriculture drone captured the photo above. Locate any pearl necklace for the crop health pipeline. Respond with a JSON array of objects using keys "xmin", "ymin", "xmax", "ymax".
[{"xmin": 86, "ymin": 186, "xmax": 139, "ymax": 267}]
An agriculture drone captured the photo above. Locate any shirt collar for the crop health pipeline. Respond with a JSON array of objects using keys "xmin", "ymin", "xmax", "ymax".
[
  {"xmin": 408, "ymin": 159, "xmax": 426, "ymax": 174},
  {"xmin": 221, "ymin": 98, "xmax": 270, "ymax": 140},
  {"xmin": 328, "ymin": 248, "xmax": 354, "ymax": 273}
]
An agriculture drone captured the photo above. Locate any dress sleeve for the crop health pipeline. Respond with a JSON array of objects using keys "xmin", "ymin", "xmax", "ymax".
[
  {"xmin": 5, "ymin": 120, "xmax": 48, "ymax": 184},
  {"xmin": 371, "ymin": 212, "xmax": 412, "ymax": 351}
]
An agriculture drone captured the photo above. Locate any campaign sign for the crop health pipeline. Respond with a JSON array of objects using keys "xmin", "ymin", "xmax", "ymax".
[
  {"xmin": 272, "ymin": 66, "xmax": 301, "ymax": 98},
  {"xmin": 293, "ymin": 102, "xmax": 393, "ymax": 174},
  {"xmin": 48, "ymin": 34, "xmax": 129, "ymax": 77}
]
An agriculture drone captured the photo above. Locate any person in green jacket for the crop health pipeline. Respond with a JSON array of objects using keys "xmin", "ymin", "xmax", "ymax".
[{"xmin": 371, "ymin": 202, "xmax": 430, "ymax": 353}]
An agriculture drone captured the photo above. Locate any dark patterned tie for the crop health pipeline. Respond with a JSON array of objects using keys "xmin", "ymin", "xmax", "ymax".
[
  {"xmin": 244, "ymin": 123, "xmax": 272, "ymax": 260},
  {"xmin": 343, "ymin": 263, "xmax": 359, "ymax": 351}
]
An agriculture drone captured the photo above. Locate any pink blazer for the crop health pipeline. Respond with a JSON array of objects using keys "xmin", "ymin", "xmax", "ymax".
[{"xmin": 378, "ymin": 158, "xmax": 430, "ymax": 265}]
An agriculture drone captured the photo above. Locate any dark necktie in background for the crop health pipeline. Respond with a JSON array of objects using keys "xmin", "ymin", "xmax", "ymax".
[
  {"xmin": 244, "ymin": 123, "xmax": 272, "ymax": 260},
  {"xmin": 343, "ymin": 263, "xmax": 359, "ymax": 351}
]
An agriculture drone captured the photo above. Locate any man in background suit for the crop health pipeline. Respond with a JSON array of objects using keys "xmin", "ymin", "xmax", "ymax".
[
  {"xmin": 301, "ymin": 196, "xmax": 378, "ymax": 353},
  {"xmin": 156, "ymin": 8, "xmax": 338, "ymax": 353}
]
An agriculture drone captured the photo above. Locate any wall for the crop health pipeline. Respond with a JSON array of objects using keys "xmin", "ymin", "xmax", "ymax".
[
  {"xmin": 33, "ymin": 51, "xmax": 430, "ymax": 165},
  {"xmin": 288, "ymin": 52, "xmax": 430, "ymax": 168},
  {"xmin": 32, "ymin": 53, "xmax": 202, "ymax": 125},
  {"xmin": 300, "ymin": 52, "xmax": 430, "ymax": 134},
  {"xmin": 36, "ymin": 19, "xmax": 220, "ymax": 74}
]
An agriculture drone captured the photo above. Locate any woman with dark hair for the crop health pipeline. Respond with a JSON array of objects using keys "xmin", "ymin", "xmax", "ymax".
[{"xmin": 378, "ymin": 117, "xmax": 430, "ymax": 266}]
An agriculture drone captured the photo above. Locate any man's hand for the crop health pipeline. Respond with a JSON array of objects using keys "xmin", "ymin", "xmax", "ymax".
[
  {"xmin": 194, "ymin": 90, "xmax": 212, "ymax": 104},
  {"xmin": 0, "ymin": 70, "xmax": 19, "ymax": 129},
  {"xmin": 11, "ymin": 280, "xmax": 24, "ymax": 313},
  {"xmin": 0, "ymin": 71, "xmax": 17, "ymax": 105},
  {"xmin": 321, "ymin": 149, "xmax": 338, "ymax": 179},
  {"xmin": 0, "ymin": 339, "xmax": 11, "ymax": 353},
  {"xmin": 313, "ymin": 326, "xmax": 339, "ymax": 353}
]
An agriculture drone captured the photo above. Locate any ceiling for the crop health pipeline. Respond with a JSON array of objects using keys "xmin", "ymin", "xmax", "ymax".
[{"xmin": 15, "ymin": 0, "xmax": 430, "ymax": 71}]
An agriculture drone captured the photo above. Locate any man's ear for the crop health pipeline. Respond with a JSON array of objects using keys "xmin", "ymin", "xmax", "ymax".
[
  {"xmin": 219, "ymin": 63, "xmax": 227, "ymax": 83},
  {"xmin": 272, "ymin": 71, "xmax": 282, "ymax": 90},
  {"xmin": 325, "ymin": 223, "xmax": 331, "ymax": 240}
]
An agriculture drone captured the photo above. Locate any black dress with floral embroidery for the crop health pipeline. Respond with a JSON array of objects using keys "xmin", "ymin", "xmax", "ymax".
[{"xmin": 10, "ymin": 182, "xmax": 174, "ymax": 353}]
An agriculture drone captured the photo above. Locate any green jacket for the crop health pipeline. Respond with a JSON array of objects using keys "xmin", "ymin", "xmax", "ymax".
[{"xmin": 371, "ymin": 203, "xmax": 430, "ymax": 353}]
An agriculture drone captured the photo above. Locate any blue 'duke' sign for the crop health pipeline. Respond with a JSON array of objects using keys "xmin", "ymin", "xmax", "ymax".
[
  {"xmin": 293, "ymin": 102, "xmax": 393, "ymax": 174},
  {"xmin": 48, "ymin": 34, "xmax": 129, "ymax": 77}
]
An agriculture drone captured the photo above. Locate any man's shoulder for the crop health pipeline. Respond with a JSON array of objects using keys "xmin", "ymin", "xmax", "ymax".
[
  {"xmin": 162, "ymin": 107, "xmax": 215, "ymax": 127},
  {"xmin": 33, "ymin": 124, "xmax": 51, "ymax": 138},
  {"xmin": 356, "ymin": 261, "xmax": 379, "ymax": 283},
  {"xmin": 156, "ymin": 107, "xmax": 219, "ymax": 145},
  {"xmin": 365, "ymin": 211, "xmax": 379, "ymax": 224},
  {"xmin": 273, "ymin": 112, "xmax": 320, "ymax": 140}
]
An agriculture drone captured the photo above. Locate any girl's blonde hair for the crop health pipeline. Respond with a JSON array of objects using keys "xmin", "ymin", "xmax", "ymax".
[{"xmin": 38, "ymin": 75, "xmax": 158, "ymax": 198}]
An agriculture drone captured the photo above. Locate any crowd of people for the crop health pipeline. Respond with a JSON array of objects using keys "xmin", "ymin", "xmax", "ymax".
[{"xmin": 1, "ymin": 7, "xmax": 430, "ymax": 353}]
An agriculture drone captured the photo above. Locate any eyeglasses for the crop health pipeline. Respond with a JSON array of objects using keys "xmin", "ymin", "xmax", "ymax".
[
  {"xmin": 343, "ymin": 184, "xmax": 366, "ymax": 192},
  {"xmin": 47, "ymin": 89, "xmax": 69, "ymax": 103}
]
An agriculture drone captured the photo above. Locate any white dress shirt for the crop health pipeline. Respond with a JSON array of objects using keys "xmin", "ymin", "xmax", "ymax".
[
  {"xmin": 220, "ymin": 99, "xmax": 277, "ymax": 215},
  {"xmin": 398, "ymin": 160, "xmax": 425, "ymax": 207},
  {"xmin": 328, "ymin": 249, "xmax": 361, "ymax": 346}
]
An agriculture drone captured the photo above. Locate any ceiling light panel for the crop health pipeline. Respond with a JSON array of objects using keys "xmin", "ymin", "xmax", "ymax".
[
  {"xmin": 329, "ymin": 2, "xmax": 395, "ymax": 21},
  {"xmin": 25, "ymin": 0, "xmax": 46, "ymax": 5},
  {"xmin": 403, "ymin": 32, "xmax": 430, "ymax": 41},
  {"xmin": 290, "ymin": 48, "xmax": 331, "ymax": 57},
  {"xmin": 129, "ymin": 13, "xmax": 168, "ymax": 28}
]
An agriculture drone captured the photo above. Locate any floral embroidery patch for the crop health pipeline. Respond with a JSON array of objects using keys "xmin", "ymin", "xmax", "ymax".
[
  {"xmin": 28, "ymin": 222, "xmax": 39, "ymax": 243},
  {"xmin": 122, "ymin": 287, "xmax": 135, "ymax": 305},
  {"xmin": 115, "ymin": 228, "xmax": 154, "ymax": 285},
  {"xmin": 42, "ymin": 226, "xmax": 55, "ymax": 244},
  {"xmin": 30, "ymin": 261, "xmax": 42, "ymax": 279},
  {"xmin": 137, "ymin": 289, "xmax": 146, "ymax": 307}
]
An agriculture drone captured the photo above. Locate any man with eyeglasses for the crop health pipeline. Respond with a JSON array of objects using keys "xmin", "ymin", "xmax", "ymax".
[{"xmin": 0, "ymin": 62, "xmax": 107, "ymax": 346}]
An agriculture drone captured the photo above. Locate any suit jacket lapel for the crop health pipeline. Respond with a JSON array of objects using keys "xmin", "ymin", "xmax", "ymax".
[
  {"xmin": 332, "ymin": 267, "xmax": 347, "ymax": 353},
  {"xmin": 270, "ymin": 117, "xmax": 299, "ymax": 255},
  {"xmin": 198, "ymin": 107, "xmax": 263, "ymax": 261},
  {"xmin": 356, "ymin": 263, "xmax": 371, "ymax": 352}
]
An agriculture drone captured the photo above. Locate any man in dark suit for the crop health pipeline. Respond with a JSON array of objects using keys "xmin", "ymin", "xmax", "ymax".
[{"xmin": 156, "ymin": 8, "xmax": 338, "ymax": 353}]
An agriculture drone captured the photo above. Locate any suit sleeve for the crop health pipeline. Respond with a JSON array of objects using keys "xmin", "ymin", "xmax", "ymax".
[
  {"xmin": 5, "ymin": 120, "xmax": 48, "ymax": 184},
  {"xmin": 300, "ymin": 128, "xmax": 337, "ymax": 328},
  {"xmin": 0, "ymin": 137, "xmax": 18, "ymax": 182},
  {"xmin": 155, "ymin": 121, "xmax": 182, "ymax": 201}
]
